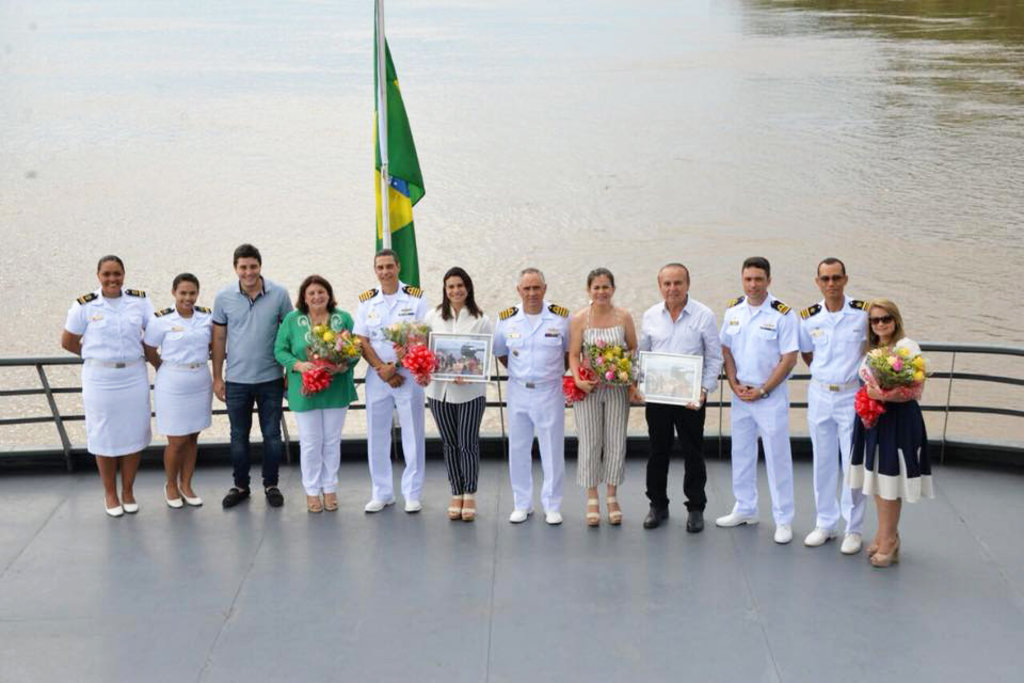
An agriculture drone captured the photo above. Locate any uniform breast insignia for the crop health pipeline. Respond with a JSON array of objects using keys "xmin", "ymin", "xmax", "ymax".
[
  {"xmin": 770, "ymin": 299, "xmax": 791, "ymax": 315},
  {"xmin": 358, "ymin": 288, "xmax": 379, "ymax": 303},
  {"xmin": 402, "ymin": 285, "xmax": 423, "ymax": 298},
  {"xmin": 498, "ymin": 306, "xmax": 519, "ymax": 321},
  {"xmin": 849, "ymin": 299, "xmax": 868, "ymax": 310},
  {"xmin": 726, "ymin": 295, "xmax": 745, "ymax": 308},
  {"xmin": 77, "ymin": 292, "xmax": 97, "ymax": 305},
  {"xmin": 548, "ymin": 304, "xmax": 569, "ymax": 318},
  {"xmin": 154, "ymin": 307, "xmax": 174, "ymax": 317},
  {"xmin": 125, "ymin": 289, "xmax": 146, "ymax": 298},
  {"xmin": 800, "ymin": 304, "xmax": 822, "ymax": 320},
  {"xmin": 194, "ymin": 305, "xmax": 211, "ymax": 314}
]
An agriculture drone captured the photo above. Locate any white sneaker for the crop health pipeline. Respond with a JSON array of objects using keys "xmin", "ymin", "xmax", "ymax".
[
  {"xmin": 803, "ymin": 527, "xmax": 838, "ymax": 547},
  {"xmin": 774, "ymin": 524, "xmax": 793, "ymax": 544},
  {"xmin": 404, "ymin": 499, "xmax": 423, "ymax": 513},
  {"xmin": 364, "ymin": 498, "xmax": 395, "ymax": 513},
  {"xmin": 840, "ymin": 533, "xmax": 863, "ymax": 555},
  {"xmin": 545, "ymin": 511, "xmax": 563, "ymax": 525},
  {"xmin": 715, "ymin": 511, "xmax": 759, "ymax": 527},
  {"xmin": 509, "ymin": 508, "xmax": 533, "ymax": 524}
]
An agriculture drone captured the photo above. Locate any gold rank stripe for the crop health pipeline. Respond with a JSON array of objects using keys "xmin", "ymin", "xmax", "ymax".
[
  {"xmin": 800, "ymin": 304, "xmax": 821, "ymax": 320},
  {"xmin": 771, "ymin": 300, "xmax": 791, "ymax": 314},
  {"xmin": 548, "ymin": 304, "xmax": 569, "ymax": 318},
  {"xmin": 726, "ymin": 295, "xmax": 745, "ymax": 308},
  {"xmin": 402, "ymin": 285, "xmax": 423, "ymax": 298},
  {"xmin": 498, "ymin": 306, "xmax": 519, "ymax": 320},
  {"xmin": 194, "ymin": 305, "xmax": 211, "ymax": 313},
  {"xmin": 125, "ymin": 289, "xmax": 146, "ymax": 297},
  {"xmin": 154, "ymin": 307, "xmax": 174, "ymax": 317},
  {"xmin": 77, "ymin": 292, "xmax": 97, "ymax": 305},
  {"xmin": 359, "ymin": 288, "xmax": 378, "ymax": 303},
  {"xmin": 849, "ymin": 299, "xmax": 868, "ymax": 310}
]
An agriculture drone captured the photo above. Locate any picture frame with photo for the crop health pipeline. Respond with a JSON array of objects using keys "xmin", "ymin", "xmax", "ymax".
[
  {"xmin": 428, "ymin": 332, "xmax": 493, "ymax": 383},
  {"xmin": 638, "ymin": 352, "xmax": 704, "ymax": 406}
]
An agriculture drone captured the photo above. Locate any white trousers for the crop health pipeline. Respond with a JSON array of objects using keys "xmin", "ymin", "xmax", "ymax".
[
  {"xmin": 807, "ymin": 384, "xmax": 866, "ymax": 534},
  {"xmin": 365, "ymin": 369, "xmax": 426, "ymax": 502},
  {"xmin": 729, "ymin": 388, "xmax": 795, "ymax": 524},
  {"xmin": 294, "ymin": 408, "xmax": 348, "ymax": 496},
  {"xmin": 506, "ymin": 380, "xmax": 565, "ymax": 513}
]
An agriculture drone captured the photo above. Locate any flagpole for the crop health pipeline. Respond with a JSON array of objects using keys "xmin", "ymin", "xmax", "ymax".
[{"xmin": 375, "ymin": 0, "xmax": 392, "ymax": 249}]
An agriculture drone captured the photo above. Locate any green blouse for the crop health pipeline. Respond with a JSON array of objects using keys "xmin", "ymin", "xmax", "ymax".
[{"xmin": 274, "ymin": 308, "xmax": 358, "ymax": 412}]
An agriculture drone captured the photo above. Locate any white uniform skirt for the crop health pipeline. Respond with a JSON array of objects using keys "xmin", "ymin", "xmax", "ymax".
[
  {"xmin": 154, "ymin": 364, "xmax": 213, "ymax": 436},
  {"xmin": 82, "ymin": 362, "xmax": 152, "ymax": 456}
]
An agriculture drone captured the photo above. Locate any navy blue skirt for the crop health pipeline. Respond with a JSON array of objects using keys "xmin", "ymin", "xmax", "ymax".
[{"xmin": 849, "ymin": 400, "xmax": 933, "ymax": 502}]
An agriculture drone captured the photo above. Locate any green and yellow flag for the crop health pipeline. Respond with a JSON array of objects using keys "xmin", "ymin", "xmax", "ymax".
[{"xmin": 374, "ymin": 11, "xmax": 424, "ymax": 287}]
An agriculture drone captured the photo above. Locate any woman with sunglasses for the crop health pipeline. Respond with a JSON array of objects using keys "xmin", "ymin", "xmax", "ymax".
[{"xmin": 849, "ymin": 299, "xmax": 933, "ymax": 568}]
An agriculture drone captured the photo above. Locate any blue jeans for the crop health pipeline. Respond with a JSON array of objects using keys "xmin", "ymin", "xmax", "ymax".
[{"xmin": 225, "ymin": 379, "xmax": 284, "ymax": 489}]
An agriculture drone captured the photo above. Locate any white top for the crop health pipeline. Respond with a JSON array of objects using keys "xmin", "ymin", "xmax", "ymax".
[
  {"xmin": 64, "ymin": 288, "xmax": 154, "ymax": 362},
  {"xmin": 639, "ymin": 296, "xmax": 724, "ymax": 393},
  {"xmin": 423, "ymin": 307, "xmax": 493, "ymax": 403},
  {"xmin": 719, "ymin": 293, "xmax": 799, "ymax": 386},
  {"xmin": 492, "ymin": 300, "xmax": 569, "ymax": 383},
  {"xmin": 798, "ymin": 296, "xmax": 868, "ymax": 384},
  {"xmin": 144, "ymin": 307, "xmax": 214, "ymax": 365},
  {"xmin": 352, "ymin": 282, "xmax": 430, "ymax": 364}
]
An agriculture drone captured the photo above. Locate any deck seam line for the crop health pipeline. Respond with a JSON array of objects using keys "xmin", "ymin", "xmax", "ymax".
[
  {"xmin": 483, "ymin": 455, "xmax": 503, "ymax": 683},
  {"xmin": 0, "ymin": 486, "xmax": 68, "ymax": 581}
]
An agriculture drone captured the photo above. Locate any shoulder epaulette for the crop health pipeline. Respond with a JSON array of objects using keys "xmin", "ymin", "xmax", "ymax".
[
  {"xmin": 548, "ymin": 304, "xmax": 569, "ymax": 318},
  {"xmin": 800, "ymin": 303, "xmax": 822, "ymax": 320},
  {"xmin": 771, "ymin": 299, "xmax": 791, "ymax": 315},
  {"xmin": 498, "ymin": 306, "xmax": 519, "ymax": 321},
  {"xmin": 77, "ymin": 292, "xmax": 97, "ymax": 305},
  {"xmin": 358, "ymin": 288, "xmax": 378, "ymax": 303},
  {"xmin": 849, "ymin": 299, "xmax": 868, "ymax": 310},
  {"xmin": 194, "ymin": 305, "xmax": 211, "ymax": 314},
  {"xmin": 125, "ymin": 289, "xmax": 146, "ymax": 297},
  {"xmin": 154, "ymin": 307, "xmax": 173, "ymax": 317},
  {"xmin": 402, "ymin": 285, "xmax": 423, "ymax": 298},
  {"xmin": 726, "ymin": 295, "xmax": 745, "ymax": 308}
]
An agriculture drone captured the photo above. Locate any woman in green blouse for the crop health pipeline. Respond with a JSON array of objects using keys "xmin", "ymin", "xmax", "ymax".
[{"xmin": 275, "ymin": 275, "xmax": 357, "ymax": 513}]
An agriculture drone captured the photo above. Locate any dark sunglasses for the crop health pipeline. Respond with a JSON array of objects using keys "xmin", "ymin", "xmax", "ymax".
[
  {"xmin": 817, "ymin": 275, "xmax": 845, "ymax": 283},
  {"xmin": 869, "ymin": 315, "xmax": 894, "ymax": 325}
]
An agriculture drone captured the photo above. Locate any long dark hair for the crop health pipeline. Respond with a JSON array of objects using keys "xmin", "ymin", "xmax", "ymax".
[
  {"xmin": 296, "ymin": 275, "xmax": 337, "ymax": 314},
  {"xmin": 438, "ymin": 267, "xmax": 483, "ymax": 321}
]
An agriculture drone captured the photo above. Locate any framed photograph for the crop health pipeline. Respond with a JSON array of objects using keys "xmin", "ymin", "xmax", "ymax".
[
  {"xmin": 638, "ymin": 352, "xmax": 704, "ymax": 406},
  {"xmin": 428, "ymin": 332, "xmax": 493, "ymax": 383}
]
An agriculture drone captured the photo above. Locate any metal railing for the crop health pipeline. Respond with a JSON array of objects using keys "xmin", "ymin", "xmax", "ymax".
[{"xmin": 2, "ymin": 342, "xmax": 1022, "ymax": 470}]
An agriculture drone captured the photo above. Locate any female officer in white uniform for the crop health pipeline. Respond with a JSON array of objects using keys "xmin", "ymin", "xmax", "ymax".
[
  {"xmin": 61, "ymin": 255, "xmax": 154, "ymax": 517},
  {"xmin": 143, "ymin": 273, "xmax": 213, "ymax": 509}
]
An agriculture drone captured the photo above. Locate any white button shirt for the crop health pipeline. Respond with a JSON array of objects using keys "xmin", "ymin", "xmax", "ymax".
[
  {"xmin": 639, "ymin": 296, "xmax": 724, "ymax": 393},
  {"xmin": 352, "ymin": 282, "xmax": 430, "ymax": 364},
  {"xmin": 144, "ymin": 307, "xmax": 214, "ymax": 365},
  {"xmin": 492, "ymin": 301, "xmax": 569, "ymax": 383},
  {"xmin": 64, "ymin": 289, "xmax": 154, "ymax": 362},
  {"xmin": 423, "ymin": 307, "xmax": 493, "ymax": 403},
  {"xmin": 719, "ymin": 294, "xmax": 799, "ymax": 386},
  {"xmin": 798, "ymin": 296, "xmax": 868, "ymax": 384}
]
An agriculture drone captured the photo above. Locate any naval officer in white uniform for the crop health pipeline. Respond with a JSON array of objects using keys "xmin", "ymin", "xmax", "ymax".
[
  {"xmin": 62, "ymin": 255, "xmax": 154, "ymax": 517},
  {"xmin": 144, "ymin": 273, "xmax": 213, "ymax": 509},
  {"xmin": 492, "ymin": 267, "xmax": 570, "ymax": 525},
  {"xmin": 798, "ymin": 258, "xmax": 869, "ymax": 554},
  {"xmin": 354, "ymin": 249, "xmax": 430, "ymax": 513},
  {"xmin": 715, "ymin": 257, "xmax": 799, "ymax": 544}
]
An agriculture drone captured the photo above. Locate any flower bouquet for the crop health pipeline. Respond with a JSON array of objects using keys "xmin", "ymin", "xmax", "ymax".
[
  {"xmin": 585, "ymin": 339, "xmax": 635, "ymax": 386},
  {"xmin": 564, "ymin": 366, "xmax": 597, "ymax": 405},
  {"xmin": 383, "ymin": 322, "xmax": 435, "ymax": 385},
  {"xmin": 855, "ymin": 344, "xmax": 928, "ymax": 428},
  {"xmin": 301, "ymin": 326, "xmax": 361, "ymax": 396}
]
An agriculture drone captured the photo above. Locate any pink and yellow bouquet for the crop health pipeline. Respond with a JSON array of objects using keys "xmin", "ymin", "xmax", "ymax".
[
  {"xmin": 302, "ymin": 326, "xmax": 361, "ymax": 396},
  {"xmin": 383, "ymin": 321, "xmax": 435, "ymax": 385},
  {"xmin": 584, "ymin": 339, "xmax": 635, "ymax": 386},
  {"xmin": 855, "ymin": 344, "xmax": 928, "ymax": 428}
]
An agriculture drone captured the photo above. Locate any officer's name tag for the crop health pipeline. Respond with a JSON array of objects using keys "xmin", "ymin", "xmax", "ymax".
[
  {"xmin": 728, "ymin": 319, "xmax": 740, "ymax": 326},
  {"xmin": 811, "ymin": 328, "xmax": 825, "ymax": 338},
  {"xmin": 398, "ymin": 307, "xmax": 413, "ymax": 316},
  {"xmin": 759, "ymin": 323, "xmax": 776, "ymax": 331},
  {"xmin": 544, "ymin": 328, "xmax": 561, "ymax": 338}
]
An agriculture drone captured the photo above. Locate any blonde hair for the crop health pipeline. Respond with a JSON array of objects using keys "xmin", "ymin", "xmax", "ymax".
[{"xmin": 866, "ymin": 298, "xmax": 906, "ymax": 350}]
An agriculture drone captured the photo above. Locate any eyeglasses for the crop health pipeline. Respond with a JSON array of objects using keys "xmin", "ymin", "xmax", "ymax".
[
  {"xmin": 817, "ymin": 275, "xmax": 845, "ymax": 283},
  {"xmin": 869, "ymin": 315, "xmax": 894, "ymax": 325}
]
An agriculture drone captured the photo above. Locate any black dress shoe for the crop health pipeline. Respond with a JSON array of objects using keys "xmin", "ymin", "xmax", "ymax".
[
  {"xmin": 265, "ymin": 486, "xmax": 285, "ymax": 508},
  {"xmin": 686, "ymin": 509, "xmax": 705, "ymax": 533},
  {"xmin": 643, "ymin": 506, "xmax": 669, "ymax": 529},
  {"xmin": 222, "ymin": 487, "xmax": 250, "ymax": 508}
]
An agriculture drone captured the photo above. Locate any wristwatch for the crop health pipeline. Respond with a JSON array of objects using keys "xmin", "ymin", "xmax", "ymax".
[{"xmin": 759, "ymin": 386, "xmax": 769, "ymax": 399}]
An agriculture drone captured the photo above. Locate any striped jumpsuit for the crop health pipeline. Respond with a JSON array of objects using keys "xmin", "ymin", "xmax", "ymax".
[{"xmin": 574, "ymin": 325, "xmax": 630, "ymax": 487}]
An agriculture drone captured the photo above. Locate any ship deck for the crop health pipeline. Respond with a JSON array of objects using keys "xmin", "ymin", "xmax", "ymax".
[{"xmin": 1, "ymin": 458, "xmax": 1022, "ymax": 682}]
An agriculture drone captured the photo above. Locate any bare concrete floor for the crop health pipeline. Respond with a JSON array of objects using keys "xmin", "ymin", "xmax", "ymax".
[{"xmin": 1, "ymin": 458, "xmax": 1022, "ymax": 683}]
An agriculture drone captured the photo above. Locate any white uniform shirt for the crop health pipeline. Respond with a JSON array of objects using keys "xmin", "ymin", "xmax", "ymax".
[
  {"xmin": 719, "ymin": 294, "xmax": 799, "ymax": 386},
  {"xmin": 798, "ymin": 296, "xmax": 868, "ymax": 384},
  {"xmin": 144, "ymin": 307, "xmax": 214, "ymax": 365},
  {"xmin": 353, "ymin": 282, "xmax": 430, "ymax": 365},
  {"xmin": 64, "ymin": 289, "xmax": 154, "ymax": 362},
  {"xmin": 423, "ymin": 307, "xmax": 493, "ymax": 403},
  {"xmin": 639, "ymin": 296, "xmax": 724, "ymax": 393},
  {"xmin": 492, "ymin": 301, "xmax": 569, "ymax": 383}
]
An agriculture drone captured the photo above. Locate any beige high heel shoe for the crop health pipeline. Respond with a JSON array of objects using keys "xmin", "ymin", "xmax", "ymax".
[
  {"xmin": 447, "ymin": 495, "xmax": 464, "ymax": 520},
  {"xmin": 870, "ymin": 537, "xmax": 900, "ymax": 568},
  {"xmin": 461, "ymin": 494, "xmax": 477, "ymax": 522},
  {"xmin": 606, "ymin": 496, "xmax": 622, "ymax": 526},
  {"xmin": 586, "ymin": 498, "xmax": 601, "ymax": 527}
]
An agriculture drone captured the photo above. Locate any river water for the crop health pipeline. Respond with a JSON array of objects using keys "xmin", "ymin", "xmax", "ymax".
[{"xmin": 1, "ymin": 0, "xmax": 1022, "ymax": 447}]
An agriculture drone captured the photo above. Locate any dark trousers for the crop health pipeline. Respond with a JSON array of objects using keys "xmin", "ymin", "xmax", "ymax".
[
  {"xmin": 428, "ymin": 396, "xmax": 485, "ymax": 495},
  {"xmin": 645, "ymin": 402, "xmax": 707, "ymax": 511},
  {"xmin": 226, "ymin": 379, "xmax": 284, "ymax": 489}
]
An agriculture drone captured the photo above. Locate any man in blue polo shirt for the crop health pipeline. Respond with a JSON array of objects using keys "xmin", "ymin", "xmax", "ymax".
[{"xmin": 212, "ymin": 243, "xmax": 293, "ymax": 508}]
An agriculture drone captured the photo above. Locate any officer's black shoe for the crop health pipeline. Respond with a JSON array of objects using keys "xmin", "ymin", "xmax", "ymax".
[
  {"xmin": 686, "ymin": 509, "xmax": 705, "ymax": 533},
  {"xmin": 222, "ymin": 487, "xmax": 251, "ymax": 508},
  {"xmin": 265, "ymin": 486, "xmax": 285, "ymax": 508},
  {"xmin": 643, "ymin": 506, "xmax": 669, "ymax": 529}
]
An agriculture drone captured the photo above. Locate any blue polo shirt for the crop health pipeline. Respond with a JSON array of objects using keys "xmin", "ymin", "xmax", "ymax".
[{"xmin": 212, "ymin": 277, "xmax": 293, "ymax": 384}]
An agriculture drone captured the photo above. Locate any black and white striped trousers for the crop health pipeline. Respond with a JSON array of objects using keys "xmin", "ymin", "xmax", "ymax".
[{"xmin": 428, "ymin": 396, "xmax": 485, "ymax": 495}]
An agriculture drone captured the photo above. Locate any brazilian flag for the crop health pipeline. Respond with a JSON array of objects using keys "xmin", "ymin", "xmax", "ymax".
[{"xmin": 374, "ymin": 16, "xmax": 424, "ymax": 287}]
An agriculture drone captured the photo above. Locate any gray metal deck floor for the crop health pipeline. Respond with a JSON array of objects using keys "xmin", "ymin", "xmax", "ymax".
[{"xmin": 1, "ymin": 458, "xmax": 1022, "ymax": 682}]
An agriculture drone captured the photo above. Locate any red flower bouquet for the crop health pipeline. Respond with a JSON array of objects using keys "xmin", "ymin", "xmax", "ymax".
[
  {"xmin": 563, "ymin": 367, "xmax": 597, "ymax": 405},
  {"xmin": 402, "ymin": 344, "xmax": 437, "ymax": 386},
  {"xmin": 854, "ymin": 386, "xmax": 886, "ymax": 429}
]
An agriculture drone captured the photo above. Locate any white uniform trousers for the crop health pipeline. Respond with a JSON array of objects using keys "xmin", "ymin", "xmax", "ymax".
[
  {"xmin": 729, "ymin": 388, "xmax": 795, "ymax": 524},
  {"xmin": 506, "ymin": 379, "xmax": 565, "ymax": 513},
  {"xmin": 365, "ymin": 369, "xmax": 426, "ymax": 502},
  {"xmin": 807, "ymin": 383, "xmax": 866, "ymax": 534},
  {"xmin": 294, "ymin": 408, "xmax": 347, "ymax": 496}
]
